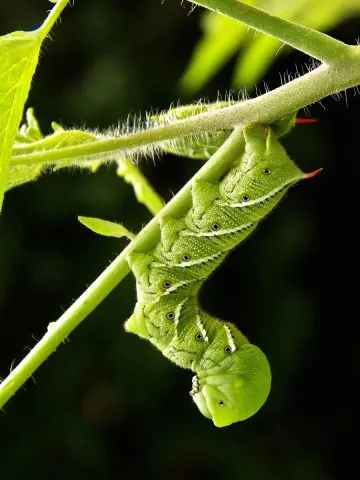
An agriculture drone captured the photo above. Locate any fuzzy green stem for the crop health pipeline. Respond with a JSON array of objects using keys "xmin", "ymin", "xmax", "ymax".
[
  {"xmin": 37, "ymin": 0, "xmax": 71, "ymax": 41},
  {"xmin": 186, "ymin": 0, "xmax": 351, "ymax": 64},
  {"xmin": 10, "ymin": 57, "xmax": 360, "ymax": 168},
  {"xmin": 0, "ymin": 127, "xmax": 244, "ymax": 409}
]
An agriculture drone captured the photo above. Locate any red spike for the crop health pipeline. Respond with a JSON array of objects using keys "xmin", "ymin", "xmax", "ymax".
[
  {"xmin": 303, "ymin": 168, "xmax": 323, "ymax": 179},
  {"xmin": 295, "ymin": 118, "xmax": 318, "ymax": 124}
]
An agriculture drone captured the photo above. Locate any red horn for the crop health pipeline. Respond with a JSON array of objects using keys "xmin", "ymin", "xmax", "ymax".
[
  {"xmin": 295, "ymin": 118, "xmax": 318, "ymax": 124},
  {"xmin": 303, "ymin": 168, "xmax": 323, "ymax": 179}
]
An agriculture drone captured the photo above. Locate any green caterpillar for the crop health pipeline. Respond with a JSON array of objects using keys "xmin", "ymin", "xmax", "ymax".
[{"xmin": 125, "ymin": 122, "xmax": 320, "ymax": 427}]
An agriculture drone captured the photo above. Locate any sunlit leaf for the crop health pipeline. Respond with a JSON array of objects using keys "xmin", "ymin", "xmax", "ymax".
[
  {"xmin": 0, "ymin": 0, "xmax": 69, "ymax": 211},
  {"xmin": 232, "ymin": 35, "xmax": 284, "ymax": 89},
  {"xmin": 15, "ymin": 107, "xmax": 43, "ymax": 144},
  {"xmin": 0, "ymin": 31, "xmax": 45, "ymax": 209},
  {"xmin": 5, "ymin": 164, "xmax": 43, "ymax": 192},
  {"xmin": 179, "ymin": 14, "xmax": 247, "ymax": 93},
  {"xmin": 78, "ymin": 216, "xmax": 135, "ymax": 240}
]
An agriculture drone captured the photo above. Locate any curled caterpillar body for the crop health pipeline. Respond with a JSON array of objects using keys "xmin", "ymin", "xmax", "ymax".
[{"xmin": 125, "ymin": 124, "xmax": 319, "ymax": 427}]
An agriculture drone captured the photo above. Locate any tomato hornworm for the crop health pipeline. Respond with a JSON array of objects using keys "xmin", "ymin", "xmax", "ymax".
[{"xmin": 125, "ymin": 116, "xmax": 321, "ymax": 427}]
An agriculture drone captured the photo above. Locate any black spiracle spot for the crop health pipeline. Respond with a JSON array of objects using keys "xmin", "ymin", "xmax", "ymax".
[
  {"xmin": 241, "ymin": 194, "xmax": 250, "ymax": 202},
  {"xmin": 263, "ymin": 168, "xmax": 272, "ymax": 175},
  {"xmin": 167, "ymin": 312, "xmax": 175, "ymax": 320},
  {"xmin": 224, "ymin": 345, "xmax": 232, "ymax": 354},
  {"xmin": 211, "ymin": 223, "xmax": 220, "ymax": 231},
  {"xmin": 163, "ymin": 280, "xmax": 172, "ymax": 289},
  {"xmin": 218, "ymin": 400, "xmax": 224, "ymax": 406},
  {"xmin": 182, "ymin": 254, "xmax": 190, "ymax": 262},
  {"xmin": 195, "ymin": 332, "xmax": 203, "ymax": 341}
]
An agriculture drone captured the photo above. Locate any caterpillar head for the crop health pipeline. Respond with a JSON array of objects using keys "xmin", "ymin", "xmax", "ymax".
[
  {"xmin": 221, "ymin": 125, "xmax": 321, "ymax": 217},
  {"xmin": 191, "ymin": 343, "xmax": 271, "ymax": 427}
]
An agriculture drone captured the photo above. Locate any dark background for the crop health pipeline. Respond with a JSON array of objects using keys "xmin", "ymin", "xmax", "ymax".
[{"xmin": 0, "ymin": 1, "xmax": 359, "ymax": 479}]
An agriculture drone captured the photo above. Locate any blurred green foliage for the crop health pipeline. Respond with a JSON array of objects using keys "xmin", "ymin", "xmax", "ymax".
[
  {"xmin": 180, "ymin": 0, "xmax": 360, "ymax": 92},
  {"xmin": 0, "ymin": 1, "xmax": 359, "ymax": 479}
]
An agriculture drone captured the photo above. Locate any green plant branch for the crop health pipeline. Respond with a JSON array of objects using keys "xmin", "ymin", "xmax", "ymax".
[
  {"xmin": 0, "ymin": 127, "xmax": 245, "ymax": 409},
  {"xmin": 186, "ymin": 0, "xmax": 351, "ymax": 64},
  {"xmin": 10, "ymin": 57, "xmax": 360, "ymax": 168}
]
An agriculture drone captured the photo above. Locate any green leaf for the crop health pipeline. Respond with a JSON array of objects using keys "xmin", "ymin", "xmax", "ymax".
[
  {"xmin": 5, "ymin": 164, "xmax": 43, "ymax": 192},
  {"xmin": 78, "ymin": 216, "xmax": 136, "ymax": 240},
  {"xmin": 15, "ymin": 107, "xmax": 43, "ymax": 144},
  {"xmin": 180, "ymin": 0, "xmax": 360, "ymax": 94},
  {"xmin": 0, "ymin": 31, "xmax": 44, "ymax": 209},
  {"xmin": 232, "ymin": 35, "xmax": 284, "ymax": 89},
  {"xmin": 0, "ymin": 0, "xmax": 70, "ymax": 211},
  {"xmin": 179, "ymin": 13, "xmax": 247, "ymax": 94},
  {"xmin": 5, "ymin": 108, "xmax": 44, "ymax": 191}
]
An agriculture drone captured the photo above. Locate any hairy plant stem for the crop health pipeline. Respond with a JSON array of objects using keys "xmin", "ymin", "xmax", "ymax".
[
  {"xmin": 0, "ymin": 128, "xmax": 244, "ymax": 409},
  {"xmin": 10, "ymin": 58, "xmax": 360, "ymax": 168},
  {"xmin": 37, "ymin": 0, "xmax": 70, "ymax": 41}
]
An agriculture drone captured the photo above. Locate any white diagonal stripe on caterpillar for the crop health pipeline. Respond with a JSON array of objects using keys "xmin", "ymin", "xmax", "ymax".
[
  {"xmin": 159, "ymin": 251, "xmax": 225, "ymax": 268},
  {"xmin": 181, "ymin": 222, "xmax": 254, "ymax": 237},
  {"xmin": 135, "ymin": 278, "xmax": 199, "ymax": 302},
  {"xmin": 196, "ymin": 311, "xmax": 209, "ymax": 343},
  {"xmin": 173, "ymin": 297, "xmax": 189, "ymax": 340},
  {"xmin": 225, "ymin": 180, "xmax": 296, "ymax": 209},
  {"xmin": 223, "ymin": 324, "xmax": 236, "ymax": 353}
]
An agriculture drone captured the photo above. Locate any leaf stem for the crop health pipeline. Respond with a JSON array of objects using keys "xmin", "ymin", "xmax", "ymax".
[
  {"xmin": 186, "ymin": 0, "xmax": 351, "ymax": 64},
  {"xmin": 37, "ymin": 0, "xmax": 71, "ymax": 40}
]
